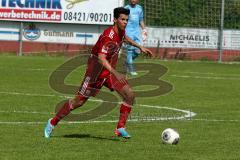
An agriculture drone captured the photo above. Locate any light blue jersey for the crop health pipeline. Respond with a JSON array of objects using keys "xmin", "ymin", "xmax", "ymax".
[
  {"xmin": 125, "ymin": 4, "xmax": 144, "ymax": 74},
  {"xmin": 125, "ymin": 4, "xmax": 144, "ymax": 37}
]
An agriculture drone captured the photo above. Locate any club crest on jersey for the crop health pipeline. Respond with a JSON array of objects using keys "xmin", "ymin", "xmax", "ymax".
[{"xmin": 109, "ymin": 30, "xmax": 114, "ymax": 39}]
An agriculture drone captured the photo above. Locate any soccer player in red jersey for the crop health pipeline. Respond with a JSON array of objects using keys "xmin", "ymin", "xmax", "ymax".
[{"xmin": 44, "ymin": 7, "xmax": 152, "ymax": 138}]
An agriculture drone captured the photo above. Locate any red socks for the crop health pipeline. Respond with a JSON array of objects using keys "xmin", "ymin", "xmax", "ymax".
[
  {"xmin": 50, "ymin": 100, "xmax": 73, "ymax": 126},
  {"xmin": 117, "ymin": 103, "xmax": 132, "ymax": 129},
  {"xmin": 50, "ymin": 101, "xmax": 132, "ymax": 128}
]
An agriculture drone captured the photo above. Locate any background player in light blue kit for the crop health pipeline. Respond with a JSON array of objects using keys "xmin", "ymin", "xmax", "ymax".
[{"xmin": 125, "ymin": 0, "xmax": 147, "ymax": 76}]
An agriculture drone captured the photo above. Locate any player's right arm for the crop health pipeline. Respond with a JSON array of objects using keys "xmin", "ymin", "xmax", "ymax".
[
  {"xmin": 96, "ymin": 35, "xmax": 126, "ymax": 82},
  {"xmin": 98, "ymin": 54, "xmax": 126, "ymax": 83}
]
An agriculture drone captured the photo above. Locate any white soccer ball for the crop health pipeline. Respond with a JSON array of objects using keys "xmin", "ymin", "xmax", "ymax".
[{"xmin": 161, "ymin": 128, "xmax": 180, "ymax": 145}]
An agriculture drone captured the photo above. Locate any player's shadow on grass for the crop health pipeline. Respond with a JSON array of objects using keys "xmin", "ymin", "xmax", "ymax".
[{"xmin": 62, "ymin": 134, "xmax": 121, "ymax": 142}]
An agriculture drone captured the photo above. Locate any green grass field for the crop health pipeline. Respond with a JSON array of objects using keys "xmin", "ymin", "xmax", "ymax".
[{"xmin": 0, "ymin": 54, "xmax": 240, "ymax": 160}]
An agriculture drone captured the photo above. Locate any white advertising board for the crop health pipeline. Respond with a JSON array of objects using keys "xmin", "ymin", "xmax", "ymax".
[
  {"xmin": 0, "ymin": 21, "xmax": 239, "ymax": 50},
  {"xmin": 21, "ymin": 23, "xmax": 104, "ymax": 44},
  {"xmin": 0, "ymin": 0, "xmax": 124, "ymax": 25},
  {"xmin": 146, "ymin": 27, "xmax": 219, "ymax": 49},
  {"xmin": 0, "ymin": 21, "xmax": 19, "ymax": 41},
  {"xmin": 223, "ymin": 30, "xmax": 240, "ymax": 50}
]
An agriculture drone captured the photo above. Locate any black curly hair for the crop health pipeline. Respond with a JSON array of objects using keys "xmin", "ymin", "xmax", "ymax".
[{"xmin": 114, "ymin": 7, "xmax": 130, "ymax": 19}]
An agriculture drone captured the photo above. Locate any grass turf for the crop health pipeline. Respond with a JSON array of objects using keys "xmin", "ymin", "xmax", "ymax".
[{"xmin": 0, "ymin": 55, "xmax": 240, "ymax": 160}]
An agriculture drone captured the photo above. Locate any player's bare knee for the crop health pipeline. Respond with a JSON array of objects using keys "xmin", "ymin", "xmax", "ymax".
[{"xmin": 125, "ymin": 91, "xmax": 135, "ymax": 104}]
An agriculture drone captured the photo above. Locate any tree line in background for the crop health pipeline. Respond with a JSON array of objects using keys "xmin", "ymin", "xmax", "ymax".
[{"xmin": 125, "ymin": 0, "xmax": 240, "ymax": 29}]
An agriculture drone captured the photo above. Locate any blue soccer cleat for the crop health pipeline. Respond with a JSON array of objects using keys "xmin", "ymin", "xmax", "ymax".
[
  {"xmin": 114, "ymin": 128, "xmax": 131, "ymax": 139},
  {"xmin": 44, "ymin": 118, "xmax": 54, "ymax": 138}
]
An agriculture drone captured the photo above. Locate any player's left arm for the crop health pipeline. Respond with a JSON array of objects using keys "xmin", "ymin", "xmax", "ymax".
[
  {"xmin": 139, "ymin": 6, "xmax": 147, "ymax": 40},
  {"xmin": 140, "ymin": 21, "xmax": 147, "ymax": 41},
  {"xmin": 124, "ymin": 35, "xmax": 152, "ymax": 57},
  {"xmin": 140, "ymin": 21, "xmax": 146, "ymax": 31}
]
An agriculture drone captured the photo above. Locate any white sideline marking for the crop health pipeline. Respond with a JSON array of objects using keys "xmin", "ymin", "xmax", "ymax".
[
  {"xmin": 0, "ymin": 91, "xmax": 196, "ymax": 124},
  {"xmin": 0, "ymin": 110, "xmax": 54, "ymax": 115},
  {"xmin": 28, "ymin": 68, "xmax": 48, "ymax": 71},
  {"xmin": 0, "ymin": 91, "xmax": 65, "ymax": 98},
  {"xmin": 170, "ymin": 75, "xmax": 240, "ymax": 80},
  {"xmin": 193, "ymin": 119, "xmax": 239, "ymax": 122},
  {"xmin": 183, "ymin": 71, "xmax": 240, "ymax": 77},
  {"xmin": 0, "ymin": 91, "xmax": 238, "ymax": 124},
  {"xmin": 0, "ymin": 118, "xmax": 239, "ymax": 125}
]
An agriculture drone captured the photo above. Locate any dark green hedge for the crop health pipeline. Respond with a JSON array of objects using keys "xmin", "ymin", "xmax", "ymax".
[{"xmin": 124, "ymin": 0, "xmax": 240, "ymax": 29}]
